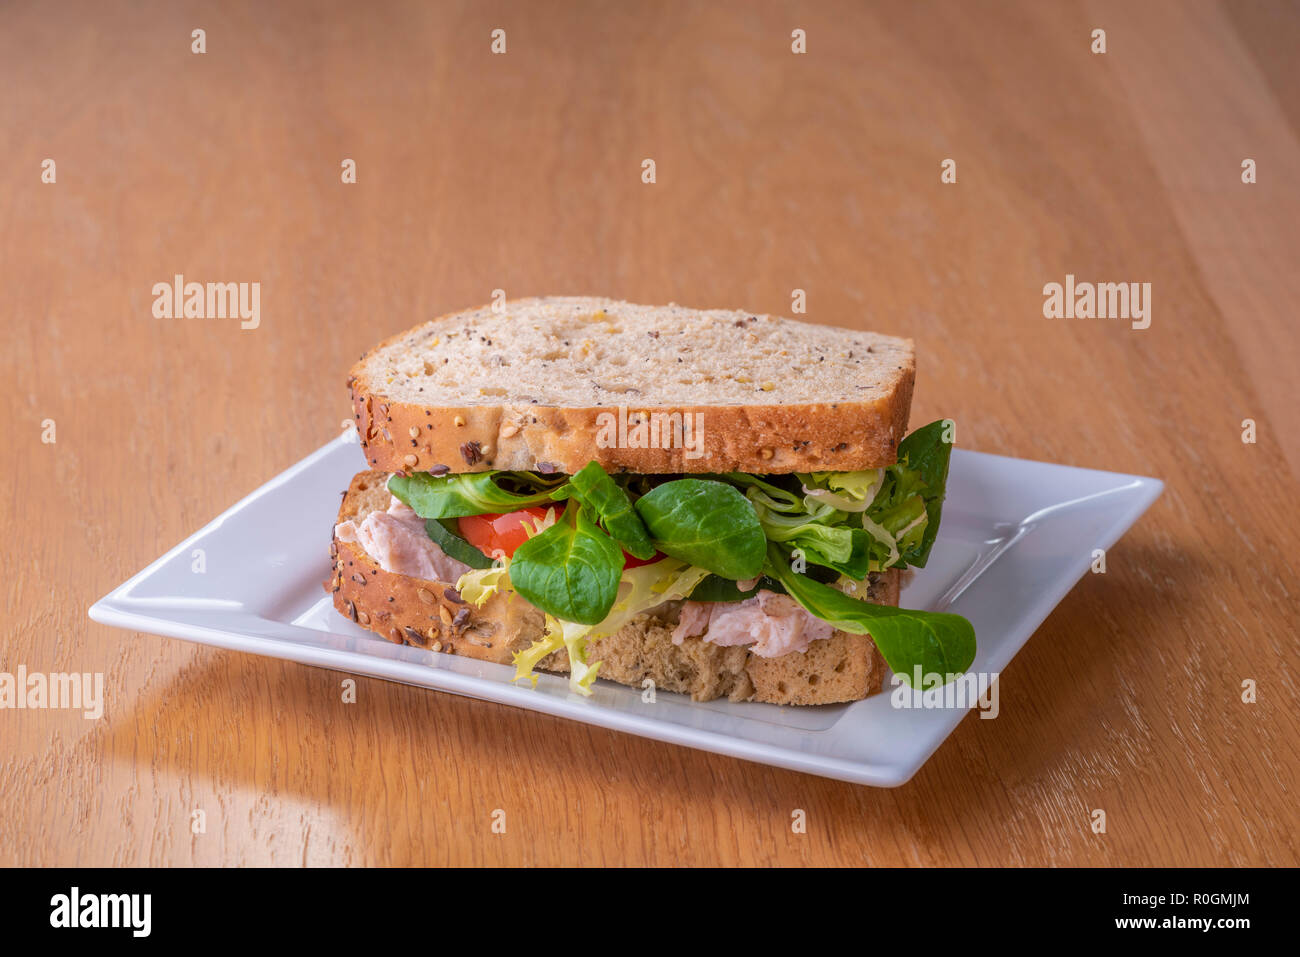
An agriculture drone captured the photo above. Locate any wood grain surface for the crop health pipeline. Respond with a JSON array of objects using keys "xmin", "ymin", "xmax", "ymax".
[{"xmin": 2, "ymin": 0, "xmax": 1297, "ymax": 867}]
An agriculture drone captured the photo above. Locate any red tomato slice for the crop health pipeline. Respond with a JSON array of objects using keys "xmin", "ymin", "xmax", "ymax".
[
  {"xmin": 458, "ymin": 506, "xmax": 559, "ymax": 560},
  {"xmin": 459, "ymin": 505, "xmax": 668, "ymax": 568}
]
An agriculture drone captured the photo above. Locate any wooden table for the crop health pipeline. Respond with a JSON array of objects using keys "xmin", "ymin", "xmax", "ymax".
[{"xmin": 2, "ymin": 0, "xmax": 1296, "ymax": 867}]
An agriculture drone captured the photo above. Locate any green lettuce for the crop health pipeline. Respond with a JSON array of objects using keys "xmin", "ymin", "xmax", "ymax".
[
  {"xmin": 429, "ymin": 420, "xmax": 972, "ymax": 691},
  {"xmin": 458, "ymin": 556, "xmax": 711, "ymax": 696},
  {"xmin": 388, "ymin": 470, "xmax": 568, "ymax": 519}
]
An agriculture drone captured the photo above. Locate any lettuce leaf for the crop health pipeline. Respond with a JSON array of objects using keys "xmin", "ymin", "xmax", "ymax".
[
  {"xmin": 568, "ymin": 462, "xmax": 656, "ymax": 559},
  {"xmin": 868, "ymin": 419, "xmax": 953, "ymax": 568},
  {"xmin": 456, "ymin": 561, "xmax": 512, "ymax": 606},
  {"xmin": 389, "ymin": 471, "xmax": 568, "ymax": 519},
  {"xmin": 510, "ymin": 617, "xmax": 603, "ymax": 694},
  {"xmin": 764, "ymin": 545, "xmax": 975, "ymax": 684},
  {"xmin": 444, "ymin": 421, "xmax": 967, "ymax": 692},
  {"xmin": 797, "ymin": 469, "xmax": 884, "ymax": 512},
  {"xmin": 509, "ymin": 500, "xmax": 625, "ymax": 625},
  {"xmin": 504, "ymin": 558, "xmax": 712, "ymax": 696}
]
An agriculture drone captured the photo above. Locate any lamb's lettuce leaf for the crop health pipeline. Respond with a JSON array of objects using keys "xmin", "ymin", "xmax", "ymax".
[
  {"xmin": 509, "ymin": 500, "xmax": 624, "ymax": 625},
  {"xmin": 763, "ymin": 545, "xmax": 975, "ymax": 684},
  {"xmin": 634, "ymin": 479, "xmax": 766, "ymax": 579},
  {"xmin": 388, "ymin": 470, "xmax": 567, "ymax": 519},
  {"xmin": 567, "ymin": 462, "xmax": 656, "ymax": 559}
]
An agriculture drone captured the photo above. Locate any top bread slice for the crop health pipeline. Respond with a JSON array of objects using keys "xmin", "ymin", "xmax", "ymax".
[{"xmin": 349, "ymin": 297, "xmax": 915, "ymax": 475}]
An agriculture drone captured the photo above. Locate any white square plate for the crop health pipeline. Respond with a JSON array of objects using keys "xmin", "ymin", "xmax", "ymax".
[{"xmin": 89, "ymin": 436, "xmax": 1162, "ymax": 786}]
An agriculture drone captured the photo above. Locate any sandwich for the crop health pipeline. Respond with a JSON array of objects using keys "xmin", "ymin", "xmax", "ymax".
[{"xmin": 327, "ymin": 296, "xmax": 975, "ymax": 705}]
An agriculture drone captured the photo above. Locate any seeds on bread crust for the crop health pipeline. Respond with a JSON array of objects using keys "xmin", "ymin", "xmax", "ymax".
[{"xmin": 459, "ymin": 441, "xmax": 484, "ymax": 465}]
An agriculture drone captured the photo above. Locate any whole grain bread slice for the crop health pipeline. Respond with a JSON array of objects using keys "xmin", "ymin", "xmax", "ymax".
[
  {"xmin": 349, "ymin": 296, "xmax": 914, "ymax": 476},
  {"xmin": 328, "ymin": 471, "xmax": 897, "ymax": 705}
]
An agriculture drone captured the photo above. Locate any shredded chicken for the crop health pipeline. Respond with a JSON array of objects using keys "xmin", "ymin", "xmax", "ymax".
[
  {"xmin": 671, "ymin": 589, "xmax": 833, "ymax": 658},
  {"xmin": 335, "ymin": 498, "xmax": 471, "ymax": 582}
]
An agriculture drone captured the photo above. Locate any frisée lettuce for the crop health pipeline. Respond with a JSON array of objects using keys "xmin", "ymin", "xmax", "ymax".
[{"xmin": 457, "ymin": 556, "xmax": 712, "ymax": 695}]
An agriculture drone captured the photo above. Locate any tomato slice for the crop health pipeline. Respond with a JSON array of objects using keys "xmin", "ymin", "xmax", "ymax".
[
  {"xmin": 458, "ymin": 505, "xmax": 667, "ymax": 568},
  {"xmin": 458, "ymin": 506, "xmax": 560, "ymax": 560}
]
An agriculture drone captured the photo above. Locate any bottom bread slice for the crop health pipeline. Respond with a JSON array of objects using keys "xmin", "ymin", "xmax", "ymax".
[{"xmin": 327, "ymin": 470, "xmax": 898, "ymax": 705}]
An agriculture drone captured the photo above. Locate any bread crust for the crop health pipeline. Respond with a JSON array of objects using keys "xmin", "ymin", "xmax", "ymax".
[
  {"xmin": 328, "ymin": 471, "xmax": 898, "ymax": 705},
  {"xmin": 348, "ymin": 298, "xmax": 915, "ymax": 476}
]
